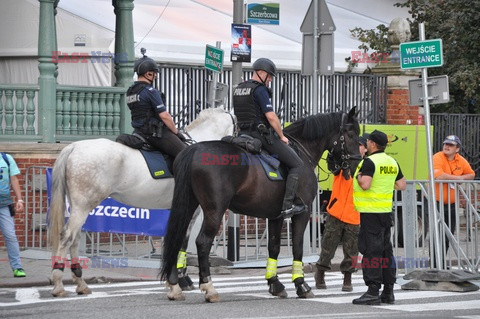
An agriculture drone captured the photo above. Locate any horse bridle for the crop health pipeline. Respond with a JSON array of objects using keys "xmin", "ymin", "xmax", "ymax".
[{"xmin": 327, "ymin": 113, "xmax": 362, "ymax": 179}]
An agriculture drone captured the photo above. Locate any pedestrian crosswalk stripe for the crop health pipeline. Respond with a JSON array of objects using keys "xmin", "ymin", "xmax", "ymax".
[{"xmin": 381, "ymin": 299, "xmax": 480, "ymax": 312}]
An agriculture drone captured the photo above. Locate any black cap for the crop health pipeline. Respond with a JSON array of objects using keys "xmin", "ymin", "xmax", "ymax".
[
  {"xmin": 365, "ymin": 129, "xmax": 388, "ymax": 147},
  {"xmin": 358, "ymin": 134, "xmax": 367, "ymax": 147}
]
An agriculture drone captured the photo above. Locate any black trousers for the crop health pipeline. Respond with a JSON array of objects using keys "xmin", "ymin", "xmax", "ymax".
[
  {"xmin": 240, "ymin": 130, "xmax": 304, "ymax": 175},
  {"xmin": 142, "ymin": 127, "xmax": 186, "ymax": 158},
  {"xmin": 440, "ymin": 202, "xmax": 457, "ymax": 253},
  {"xmin": 358, "ymin": 212, "xmax": 396, "ymax": 288}
]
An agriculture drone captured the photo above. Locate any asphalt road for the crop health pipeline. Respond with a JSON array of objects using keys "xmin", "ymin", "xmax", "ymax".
[{"xmin": 2, "ymin": 273, "xmax": 479, "ymax": 319}]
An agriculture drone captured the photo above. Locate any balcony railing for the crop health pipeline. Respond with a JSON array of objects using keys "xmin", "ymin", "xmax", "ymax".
[{"xmin": 0, "ymin": 84, "xmax": 126, "ymax": 142}]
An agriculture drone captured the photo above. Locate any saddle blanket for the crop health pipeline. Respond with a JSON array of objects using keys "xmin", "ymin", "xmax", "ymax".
[
  {"xmin": 139, "ymin": 149, "xmax": 173, "ymax": 179},
  {"xmin": 258, "ymin": 154, "xmax": 285, "ymax": 181}
]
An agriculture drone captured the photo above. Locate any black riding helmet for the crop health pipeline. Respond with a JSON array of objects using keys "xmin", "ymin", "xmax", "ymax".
[
  {"xmin": 253, "ymin": 58, "xmax": 276, "ymax": 77},
  {"xmin": 135, "ymin": 56, "xmax": 159, "ymax": 76}
]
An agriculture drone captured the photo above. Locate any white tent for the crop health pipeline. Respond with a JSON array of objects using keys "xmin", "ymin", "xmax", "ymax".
[
  {"xmin": 0, "ymin": 0, "xmax": 410, "ymax": 86},
  {"xmin": 0, "ymin": 0, "xmax": 114, "ymax": 86}
]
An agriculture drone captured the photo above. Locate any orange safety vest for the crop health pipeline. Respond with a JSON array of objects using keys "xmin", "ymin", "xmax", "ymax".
[{"xmin": 326, "ymin": 171, "xmax": 360, "ymax": 225}]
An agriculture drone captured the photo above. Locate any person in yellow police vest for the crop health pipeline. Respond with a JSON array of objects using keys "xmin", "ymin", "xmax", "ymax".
[{"xmin": 352, "ymin": 130, "xmax": 406, "ymax": 306}]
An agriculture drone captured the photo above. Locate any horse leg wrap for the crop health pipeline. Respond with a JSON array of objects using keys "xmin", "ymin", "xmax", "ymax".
[
  {"xmin": 265, "ymin": 258, "xmax": 278, "ymax": 279},
  {"xmin": 267, "ymin": 276, "xmax": 287, "ymax": 298},
  {"xmin": 294, "ymin": 277, "xmax": 312, "ymax": 297},
  {"xmin": 71, "ymin": 263, "xmax": 82, "ymax": 278},
  {"xmin": 178, "ymin": 268, "xmax": 194, "ymax": 291},
  {"xmin": 291, "ymin": 260, "xmax": 304, "ymax": 282},
  {"xmin": 176, "ymin": 250, "xmax": 187, "ymax": 269},
  {"xmin": 53, "ymin": 262, "xmax": 65, "ymax": 271}
]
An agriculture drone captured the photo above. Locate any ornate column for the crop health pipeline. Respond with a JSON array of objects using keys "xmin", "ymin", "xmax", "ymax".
[
  {"xmin": 372, "ymin": 18, "xmax": 421, "ymax": 125},
  {"xmin": 112, "ymin": 0, "xmax": 135, "ymax": 134},
  {"xmin": 37, "ymin": 0, "xmax": 58, "ymax": 142}
]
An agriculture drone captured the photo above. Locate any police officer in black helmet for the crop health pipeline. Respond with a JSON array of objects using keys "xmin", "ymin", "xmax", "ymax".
[
  {"xmin": 233, "ymin": 58, "xmax": 306, "ymax": 219},
  {"xmin": 127, "ymin": 54, "xmax": 186, "ymax": 158}
]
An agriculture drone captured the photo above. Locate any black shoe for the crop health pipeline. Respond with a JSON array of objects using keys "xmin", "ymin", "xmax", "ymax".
[
  {"xmin": 380, "ymin": 293, "xmax": 395, "ymax": 304},
  {"xmin": 280, "ymin": 204, "xmax": 306, "ymax": 219},
  {"xmin": 380, "ymin": 284, "xmax": 395, "ymax": 304},
  {"xmin": 352, "ymin": 292, "xmax": 381, "ymax": 305}
]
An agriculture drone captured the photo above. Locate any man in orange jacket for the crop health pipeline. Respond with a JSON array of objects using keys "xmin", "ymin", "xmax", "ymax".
[
  {"xmin": 432, "ymin": 135, "xmax": 475, "ymax": 263},
  {"xmin": 314, "ymin": 135, "xmax": 368, "ymax": 291}
]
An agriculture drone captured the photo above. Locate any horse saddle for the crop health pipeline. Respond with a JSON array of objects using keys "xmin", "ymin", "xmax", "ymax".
[
  {"xmin": 116, "ymin": 134, "xmax": 173, "ymax": 179},
  {"xmin": 221, "ymin": 135, "xmax": 285, "ymax": 181}
]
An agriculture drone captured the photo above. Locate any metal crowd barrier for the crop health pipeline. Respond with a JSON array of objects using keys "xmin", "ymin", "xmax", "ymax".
[
  {"xmin": 23, "ymin": 166, "xmax": 479, "ymax": 273},
  {"xmin": 397, "ymin": 180, "xmax": 480, "ymax": 274}
]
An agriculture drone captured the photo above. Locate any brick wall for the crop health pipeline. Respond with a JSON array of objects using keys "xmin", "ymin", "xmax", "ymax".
[{"xmin": 386, "ymin": 88, "xmax": 423, "ymax": 125}]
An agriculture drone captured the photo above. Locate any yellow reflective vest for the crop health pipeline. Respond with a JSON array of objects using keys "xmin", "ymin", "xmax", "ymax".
[{"xmin": 353, "ymin": 152, "xmax": 398, "ymax": 213}]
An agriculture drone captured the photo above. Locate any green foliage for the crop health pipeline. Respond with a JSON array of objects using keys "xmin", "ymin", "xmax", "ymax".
[
  {"xmin": 350, "ymin": 24, "xmax": 391, "ymax": 54},
  {"xmin": 351, "ymin": 0, "xmax": 480, "ymax": 113}
]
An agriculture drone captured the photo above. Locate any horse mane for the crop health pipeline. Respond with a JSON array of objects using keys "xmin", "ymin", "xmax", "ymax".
[
  {"xmin": 186, "ymin": 107, "xmax": 227, "ymax": 131},
  {"xmin": 284, "ymin": 112, "xmax": 343, "ymax": 140}
]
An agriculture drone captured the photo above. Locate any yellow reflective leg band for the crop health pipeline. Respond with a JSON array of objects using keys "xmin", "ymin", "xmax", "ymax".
[
  {"xmin": 265, "ymin": 258, "xmax": 278, "ymax": 279},
  {"xmin": 292, "ymin": 260, "xmax": 304, "ymax": 281},
  {"xmin": 176, "ymin": 250, "xmax": 187, "ymax": 269}
]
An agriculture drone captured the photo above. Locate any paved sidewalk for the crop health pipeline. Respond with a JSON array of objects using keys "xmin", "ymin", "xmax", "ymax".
[{"xmin": 0, "ymin": 247, "xmax": 348, "ymax": 289}]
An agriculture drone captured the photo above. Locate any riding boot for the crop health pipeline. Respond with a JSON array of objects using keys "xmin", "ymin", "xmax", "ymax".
[
  {"xmin": 380, "ymin": 284, "xmax": 395, "ymax": 304},
  {"xmin": 280, "ymin": 174, "xmax": 306, "ymax": 219},
  {"xmin": 352, "ymin": 284, "xmax": 381, "ymax": 305},
  {"xmin": 314, "ymin": 267, "xmax": 326, "ymax": 289},
  {"xmin": 342, "ymin": 272, "xmax": 353, "ymax": 292}
]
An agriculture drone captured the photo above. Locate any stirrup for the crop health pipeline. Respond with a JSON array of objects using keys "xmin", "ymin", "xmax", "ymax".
[{"xmin": 280, "ymin": 204, "xmax": 306, "ymax": 219}]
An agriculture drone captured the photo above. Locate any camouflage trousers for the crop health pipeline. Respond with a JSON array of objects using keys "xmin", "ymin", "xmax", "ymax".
[{"xmin": 316, "ymin": 215, "xmax": 360, "ymax": 274}]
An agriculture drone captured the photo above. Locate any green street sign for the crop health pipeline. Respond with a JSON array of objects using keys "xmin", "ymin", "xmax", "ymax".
[
  {"xmin": 247, "ymin": 3, "xmax": 280, "ymax": 25},
  {"xmin": 400, "ymin": 39, "xmax": 443, "ymax": 69},
  {"xmin": 205, "ymin": 45, "xmax": 224, "ymax": 73}
]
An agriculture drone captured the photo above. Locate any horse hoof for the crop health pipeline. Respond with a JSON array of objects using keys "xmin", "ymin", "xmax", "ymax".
[
  {"xmin": 205, "ymin": 293, "xmax": 220, "ymax": 303},
  {"xmin": 298, "ymin": 290, "xmax": 315, "ymax": 298},
  {"xmin": 200, "ymin": 281, "xmax": 219, "ymax": 303},
  {"xmin": 76, "ymin": 287, "xmax": 92, "ymax": 295},
  {"xmin": 273, "ymin": 290, "xmax": 288, "ymax": 298},
  {"xmin": 295, "ymin": 278, "xmax": 314, "ymax": 298},
  {"xmin": 268, "ymin": 276, "xmax": 287, "ymax": 298},
  {"xmin": 51, "ymin": 289, "xmax": 67, "ymax": 297},
  {"xmin": 166, "ymin": 283, "xmax": 185, "ymax": 301},
  {"xmin": 167, "ymin": 292, "xmax": 186, "ymax": 301}
]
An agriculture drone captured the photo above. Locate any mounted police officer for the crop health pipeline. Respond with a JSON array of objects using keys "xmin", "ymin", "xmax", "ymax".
[
  {"xmin": 233, "ymin": 58, "xmax": 306, "ymax": 219},
  {"xmin": 127, "ymin": 55, "xmax": 186, "ymax": 158}
]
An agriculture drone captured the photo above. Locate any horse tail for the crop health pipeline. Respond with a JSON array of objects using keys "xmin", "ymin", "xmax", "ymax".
[
  {"xmin": 48, "ymin": 144, "xmax": 74, "ymax": 253},
  {"xmin": 161, "ymin": 146, "xmax": 199, "ymax": 281}
]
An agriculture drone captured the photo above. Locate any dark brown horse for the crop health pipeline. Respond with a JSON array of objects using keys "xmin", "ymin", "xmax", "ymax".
[{"xmin": 161, "ymin": 108, "xmax": 360, "ymax": 302}]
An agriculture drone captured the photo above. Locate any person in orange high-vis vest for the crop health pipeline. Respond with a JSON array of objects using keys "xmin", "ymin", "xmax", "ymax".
[{"xmin": 314, "ymin": 135, "xmax": 367, "ymax": 292}]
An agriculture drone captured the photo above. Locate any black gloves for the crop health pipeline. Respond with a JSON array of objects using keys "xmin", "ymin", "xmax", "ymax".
[{"xmin": 176, "ymin": 131, "xmax": 186, "ymax": 142}]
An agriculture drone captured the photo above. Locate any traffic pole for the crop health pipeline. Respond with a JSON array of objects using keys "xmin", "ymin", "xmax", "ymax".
[{"xmin": 419, "ymin": 22, "xmax": 442, "ymax": 269}]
